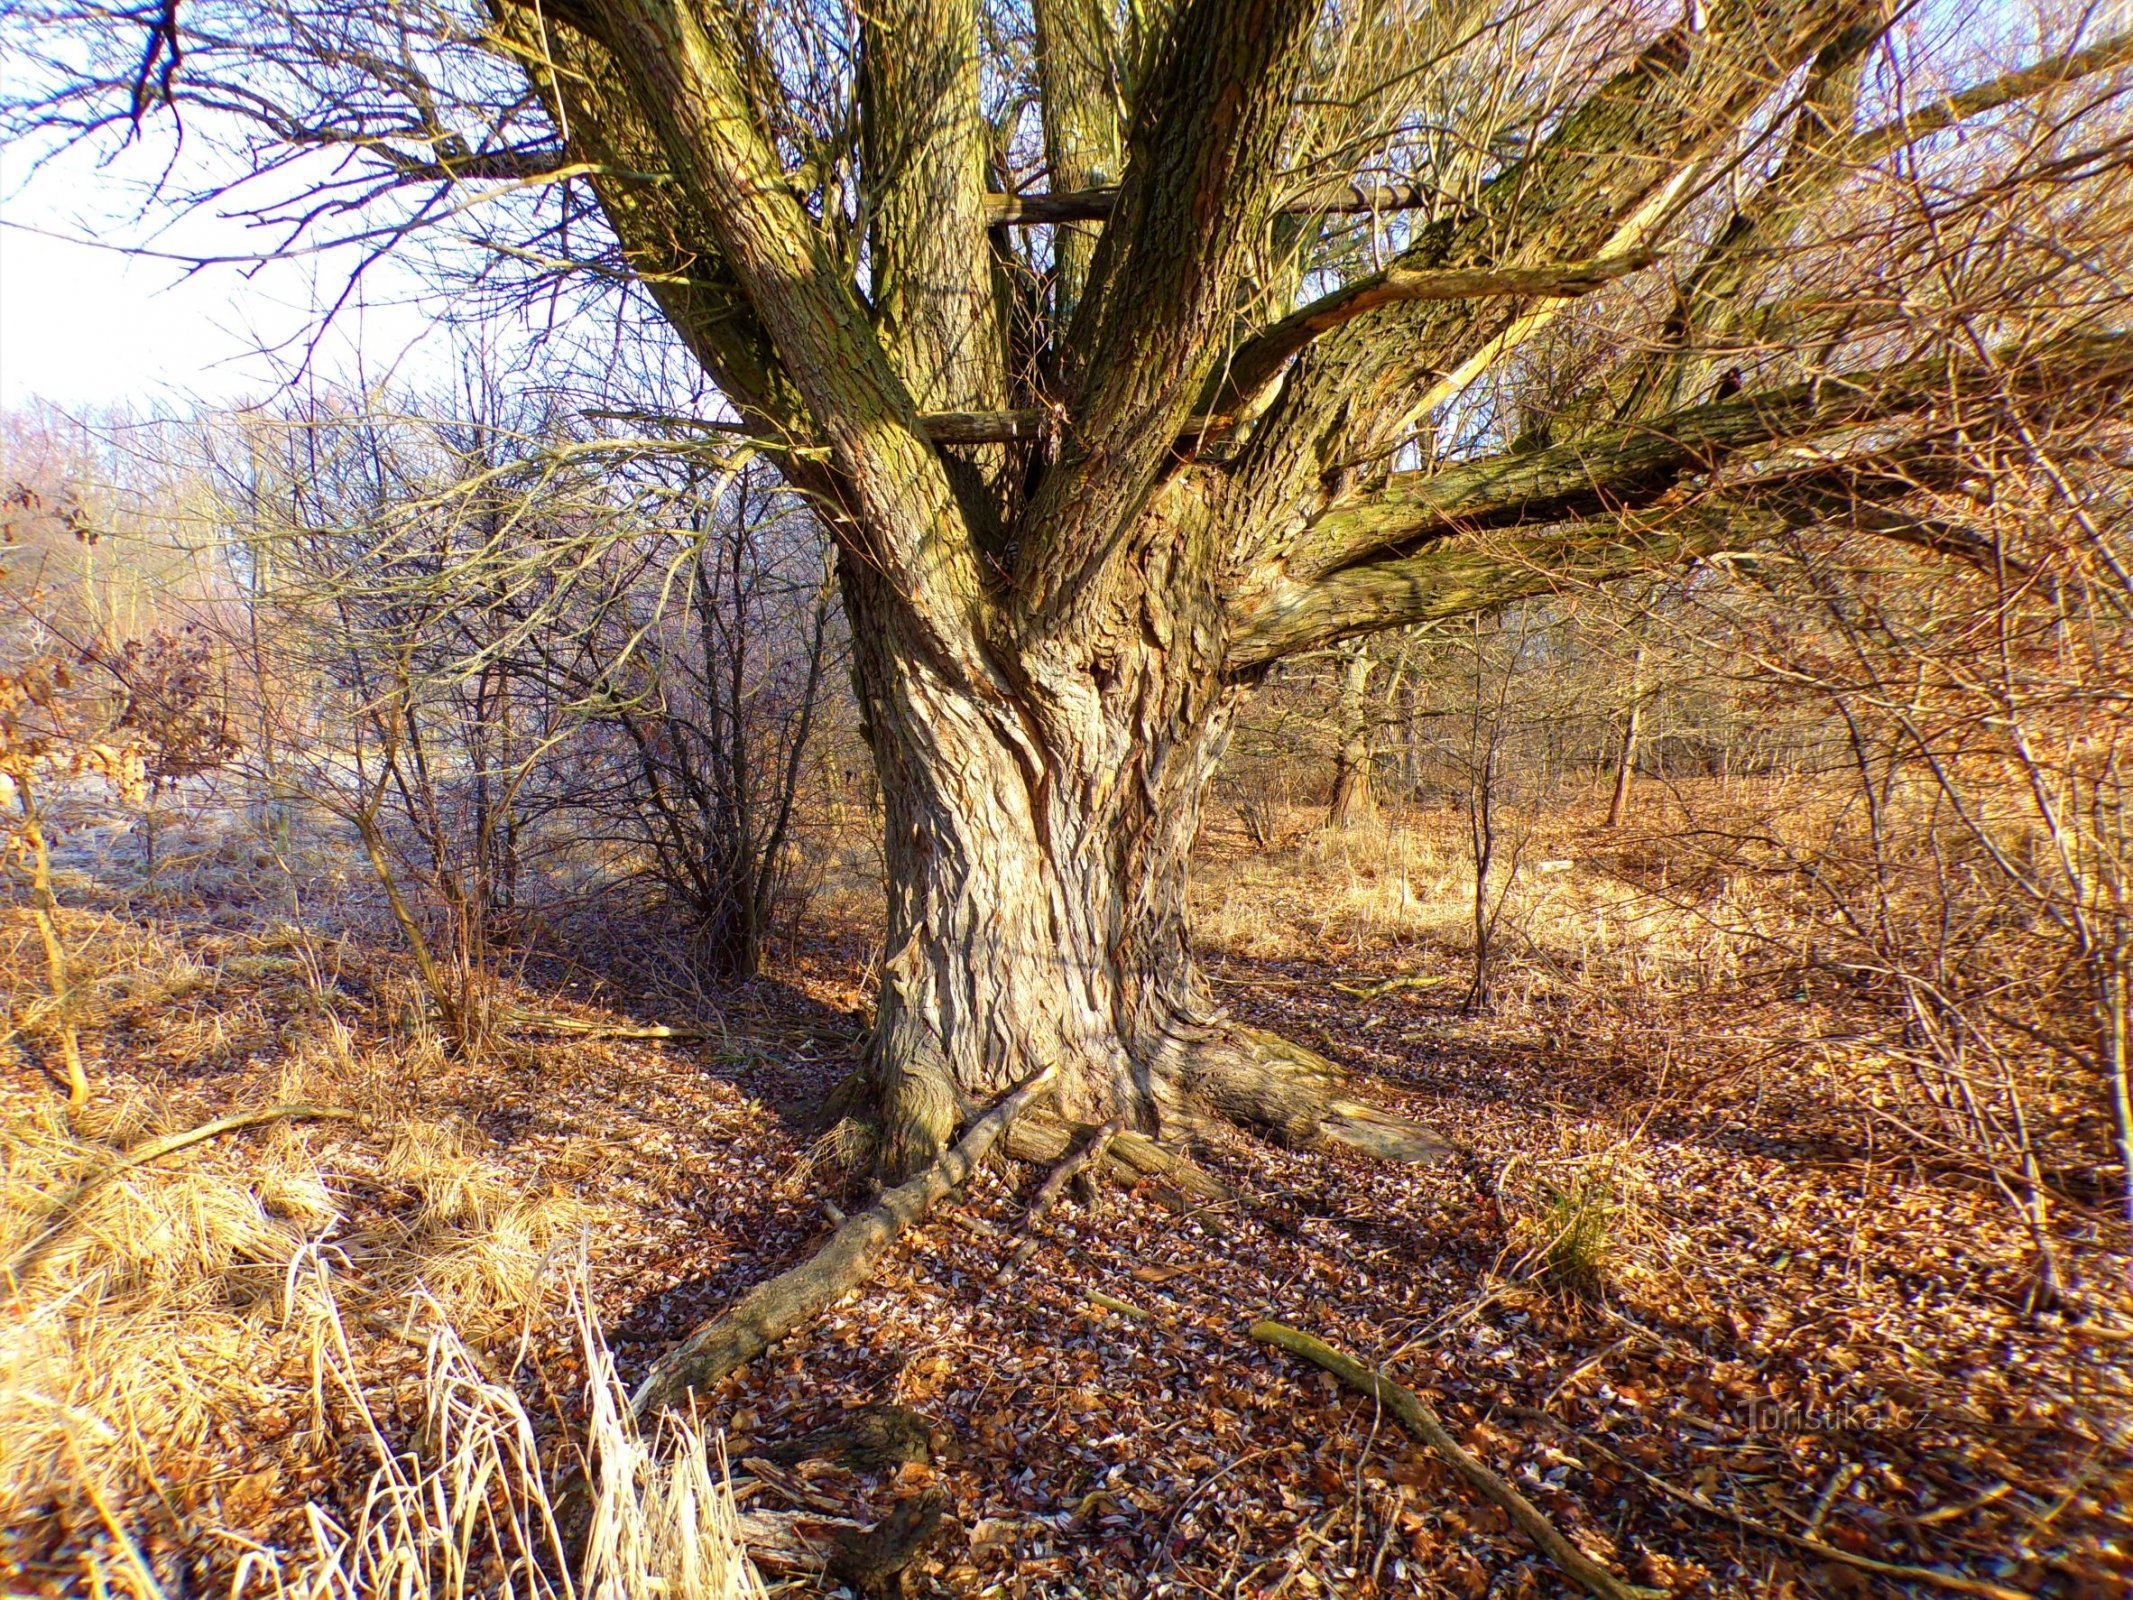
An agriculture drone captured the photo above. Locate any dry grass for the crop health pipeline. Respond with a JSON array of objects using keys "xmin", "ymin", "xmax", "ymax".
[
  {"xmin": 1486, "ymin": 1123, "xmax": 1657, "ymax": 1300},
  {"xmin": 1194, "ymin": 793, "xmax": 1758, "ymax": 999},
  {"xmin": 0, "ymin": 907, "xmax": 753, "ymax": 1598},
  {"xmin": 229, "ymin": 1260, "xmax": 765, "ymax": 1600}
]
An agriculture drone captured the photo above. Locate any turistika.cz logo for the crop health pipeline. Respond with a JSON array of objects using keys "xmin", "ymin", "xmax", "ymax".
[{"xmin": 1738, "ymin": 1399, "xmax": 1919, "ymax": 1434}]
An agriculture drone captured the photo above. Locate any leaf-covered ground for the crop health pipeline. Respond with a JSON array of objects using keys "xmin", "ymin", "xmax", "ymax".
[{"xmin": 5, "ymin": 795, "xmax": 2129, "ymax": 1597}]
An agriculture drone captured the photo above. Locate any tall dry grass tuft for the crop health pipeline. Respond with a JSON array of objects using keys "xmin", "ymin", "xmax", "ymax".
[
  {"xmin": 237, "ymin": 1257, "xmax": 765, "ymax": 1600},
  {"xmin": 1498, "ymin": 1133, "xmax": 1653, "ymax": 1300},
  {"xmin": 2, "ymin": 1037, "xmax": 754, "ymax": 1597}
]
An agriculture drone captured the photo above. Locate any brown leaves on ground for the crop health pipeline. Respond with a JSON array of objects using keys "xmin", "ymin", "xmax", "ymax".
[{"xmin": 3, "ymin": 790, "xmax": 2129, "ymax": 1598}]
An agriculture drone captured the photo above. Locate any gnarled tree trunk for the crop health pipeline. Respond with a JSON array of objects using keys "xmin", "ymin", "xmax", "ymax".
[{"xmin": 845, "ymin": 509, "xmax": 1446, "ymax": 1179}]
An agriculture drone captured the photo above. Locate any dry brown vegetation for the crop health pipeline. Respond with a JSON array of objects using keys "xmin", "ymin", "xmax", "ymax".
[
  {"xmin": 3, "ymin": 745, "xmax": 2127, "ymax": 1596},
  {"xmin": 3, "ymin": 0, "xmax": 2132, "ymax": 1589}
]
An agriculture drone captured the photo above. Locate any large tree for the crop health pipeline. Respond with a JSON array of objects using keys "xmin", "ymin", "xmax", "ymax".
[{"xmin": 10, "ymin": 0, "xmax": 2132, "ymax": 1185}]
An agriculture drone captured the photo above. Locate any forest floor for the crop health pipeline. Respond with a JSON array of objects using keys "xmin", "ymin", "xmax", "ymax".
[{"xmin": 4, "ymin": 784, "xmax": 2130, "ymax": 1598}]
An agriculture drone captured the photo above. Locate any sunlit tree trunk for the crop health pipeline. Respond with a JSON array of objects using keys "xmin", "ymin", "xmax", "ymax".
[
  {"xmin": 1327, "ymin": 648, "xmax": 1379, "ymax": 830},
  {"xmin": 1605, "ymin": 643, "xmax": 1648, "ymax": 829}
]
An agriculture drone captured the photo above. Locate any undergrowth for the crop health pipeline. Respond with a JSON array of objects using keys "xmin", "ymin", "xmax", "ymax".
[{"xmin": 0, "ymin": 914, "xmax": 759, "ymax": 1598}]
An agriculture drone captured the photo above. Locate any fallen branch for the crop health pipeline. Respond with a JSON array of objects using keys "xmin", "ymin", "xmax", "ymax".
[
  {"xmin": 502, "ymin": 1009, "xmax": 721, "ymax": 1041},
  {"xmin": 631, "ymin": 1065, "xmax": 1058, "ymax": 1418},
  {"xmin": 7, "ymin": 1103, "xmax": 358, "ymax": 1279},
  {"xmin": 1251, "ymin": 1320, "xmax": 1664, "ymax": 1600},
  {"xmin": 1331, "ymin": 974, "xmax": 1452, "ymax": 1001},
  {"xmin": 1087, "ymin": 1289, "xmax": 1156, "ymax": 1320},
  {"xmin": 1508, "ymin": 1408, "xmax": 2035, "ymax": 1600},
  {"xmin": 1006, "ymin": 1117, "xmax": 1123, "ymax": 1273}
]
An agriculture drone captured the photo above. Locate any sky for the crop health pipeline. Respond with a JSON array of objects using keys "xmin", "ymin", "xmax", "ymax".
[{"xmin": 0, "ymin": 136, "xmax": 457, "ymax": 415}]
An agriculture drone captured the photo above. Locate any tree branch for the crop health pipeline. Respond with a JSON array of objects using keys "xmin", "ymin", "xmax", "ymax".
[
  {"xmin": 572, "ymin": 0, "xmax": 995, "ymax": 681},
  {"xmin": 493, "ymin": 6, "xmax": 813, "ymax": 453},
  {"xmin": 1030, "ymin": 0, "xmax": 1124, "ymax": 318},
  {"xmin": 1013, "ymin": 0, "xmax": 1321, "ymax": 630},
  {"xmin": 1291, "ymin": 329, "xmax": 2133, "ymax": 582},
  {"xmin": 982, "ymin": 24, "xmax": 2133, "ymax": 235},
  {"xmin": 1221, "ymin": 2, "xmax": 1857, "ymax": 588},
  {"xmin": 374, "ymin": 143, "xmax": 578, "ymax": 183},
  {"xmin": 1212, "ymin": 249, "xmax": 1659, "ymax": 419},
  {"xmin": 1228, "ymin": 502, "xmax": 1780, "ymax": 669},
  {"xmin": 984, "ymin": 178, "xmax": 1448, "ymax": 226},
  {"xmin": 1602, "ymin": 26, "xmax": 2133, "ymax": 426},
  {"xmin": 1845, "ymin": 26, "xmax": 2133, "ymax": 168},
  {"xmin": 859, "ymin": 0, "xmax": 1008, "ymax": 416},
  {"xmin": 1252, "ymin": 1321, "xmax": 1665, "ymax": 1600}
]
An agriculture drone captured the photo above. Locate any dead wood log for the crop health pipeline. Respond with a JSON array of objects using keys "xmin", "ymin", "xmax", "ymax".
[
  {"xmin": 828, "ymin": 1489, "xmax": 961, "ymax": 1600},
  {"xmin": 631, "ymin": 1065, "xmax": 1058, "ymax": 1418},
  {"xmin": 733, "ymin": 1507, "xmax": 865, "ymax": 1574},
  {"xmin": 1251, "ymin": 1320, "xmax": 1665, "ymax": 1600},
  {"xmin": 1508, "ymin": 1407, "xmax": 2035, "ymax": 1600},
  {"xmin": 754, "ymin": 1405, "xmax": 947, "ymax": 1470}
]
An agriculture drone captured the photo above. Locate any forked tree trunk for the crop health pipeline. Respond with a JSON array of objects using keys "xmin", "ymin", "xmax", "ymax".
[{"xmin": 841, "ymin": 563, "xmax": 1448, "ymax": 1179}]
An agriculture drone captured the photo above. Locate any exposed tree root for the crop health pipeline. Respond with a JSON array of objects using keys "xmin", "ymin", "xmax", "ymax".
[
  {"xmin": 755, "ymin": 1405, "xmax": 946, "ymax": 1470},
  {"xmin": 1252, "ymin": 1320, "xmax": 1665, "ymax": 1600},
  {"xmin": 1193, "ymin": 1024, "xmax": 1457, "ymax": 1164},
  {"xmin": 630, "ymin": 1065, "xmax": 1058, "ymax": 1418},
  {"xmin": 634, "ymin": 1019, "xmax": 1449, "ymax": 1414}
]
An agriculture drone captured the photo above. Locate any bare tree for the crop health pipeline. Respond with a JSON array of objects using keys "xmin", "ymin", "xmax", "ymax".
[
  {"xmin": 1326, "ymin": 644, "xmax": 1381, "ymax": 829},
  {"xmin": 9, "ymin": 0, "xmax": 2133, "ymax": 1187},
  {"xmin": 533, "ymin": 458, "xmax": 837, "ymax": 978}
]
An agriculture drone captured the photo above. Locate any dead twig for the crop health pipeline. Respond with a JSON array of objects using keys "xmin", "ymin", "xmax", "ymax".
[
  {"xmin": 1088, "ymin": 1289, "xmax": 1156, "ymax": 1320},
  {"xmin": 1251, "ymin": 1320, "xmax": 1664, "ymax": 1600},
  {"xmin": 1006, "ymin": 1117, "xmax": 1123, "ymax": 1273}
]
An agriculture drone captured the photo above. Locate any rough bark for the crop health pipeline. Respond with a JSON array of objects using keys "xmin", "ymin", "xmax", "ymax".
[{"xmin": 845, "ymin": 523, "xmax": 1450, "ymax": 1177}]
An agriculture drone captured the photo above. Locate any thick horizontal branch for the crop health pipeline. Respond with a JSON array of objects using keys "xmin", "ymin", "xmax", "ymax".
[
  {"xmin": 1846, "ymin": 27, "xmax": 2133, "ymax": 167},
  {"xmin": 1230, "ymin": 458, "xmax": 2067, "ymax": 668},
  {"xmin": 903, "ymin": 256, "xmax": 1662, "ymax": 447},
  {"xmin": 378, "ymin": 144, "xmax": 580, "ymax": 183},
  {"xmin": 1295, "ymin": 329, "xmax": 2133, "ymax": 580},
  {"xmin": 1230, "ymin": 503, "xmax": 1779, "ymax": 668},
  {"xmin": 1214, "ymin": 250, "xmax": 1658, "ymax": 414}
]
